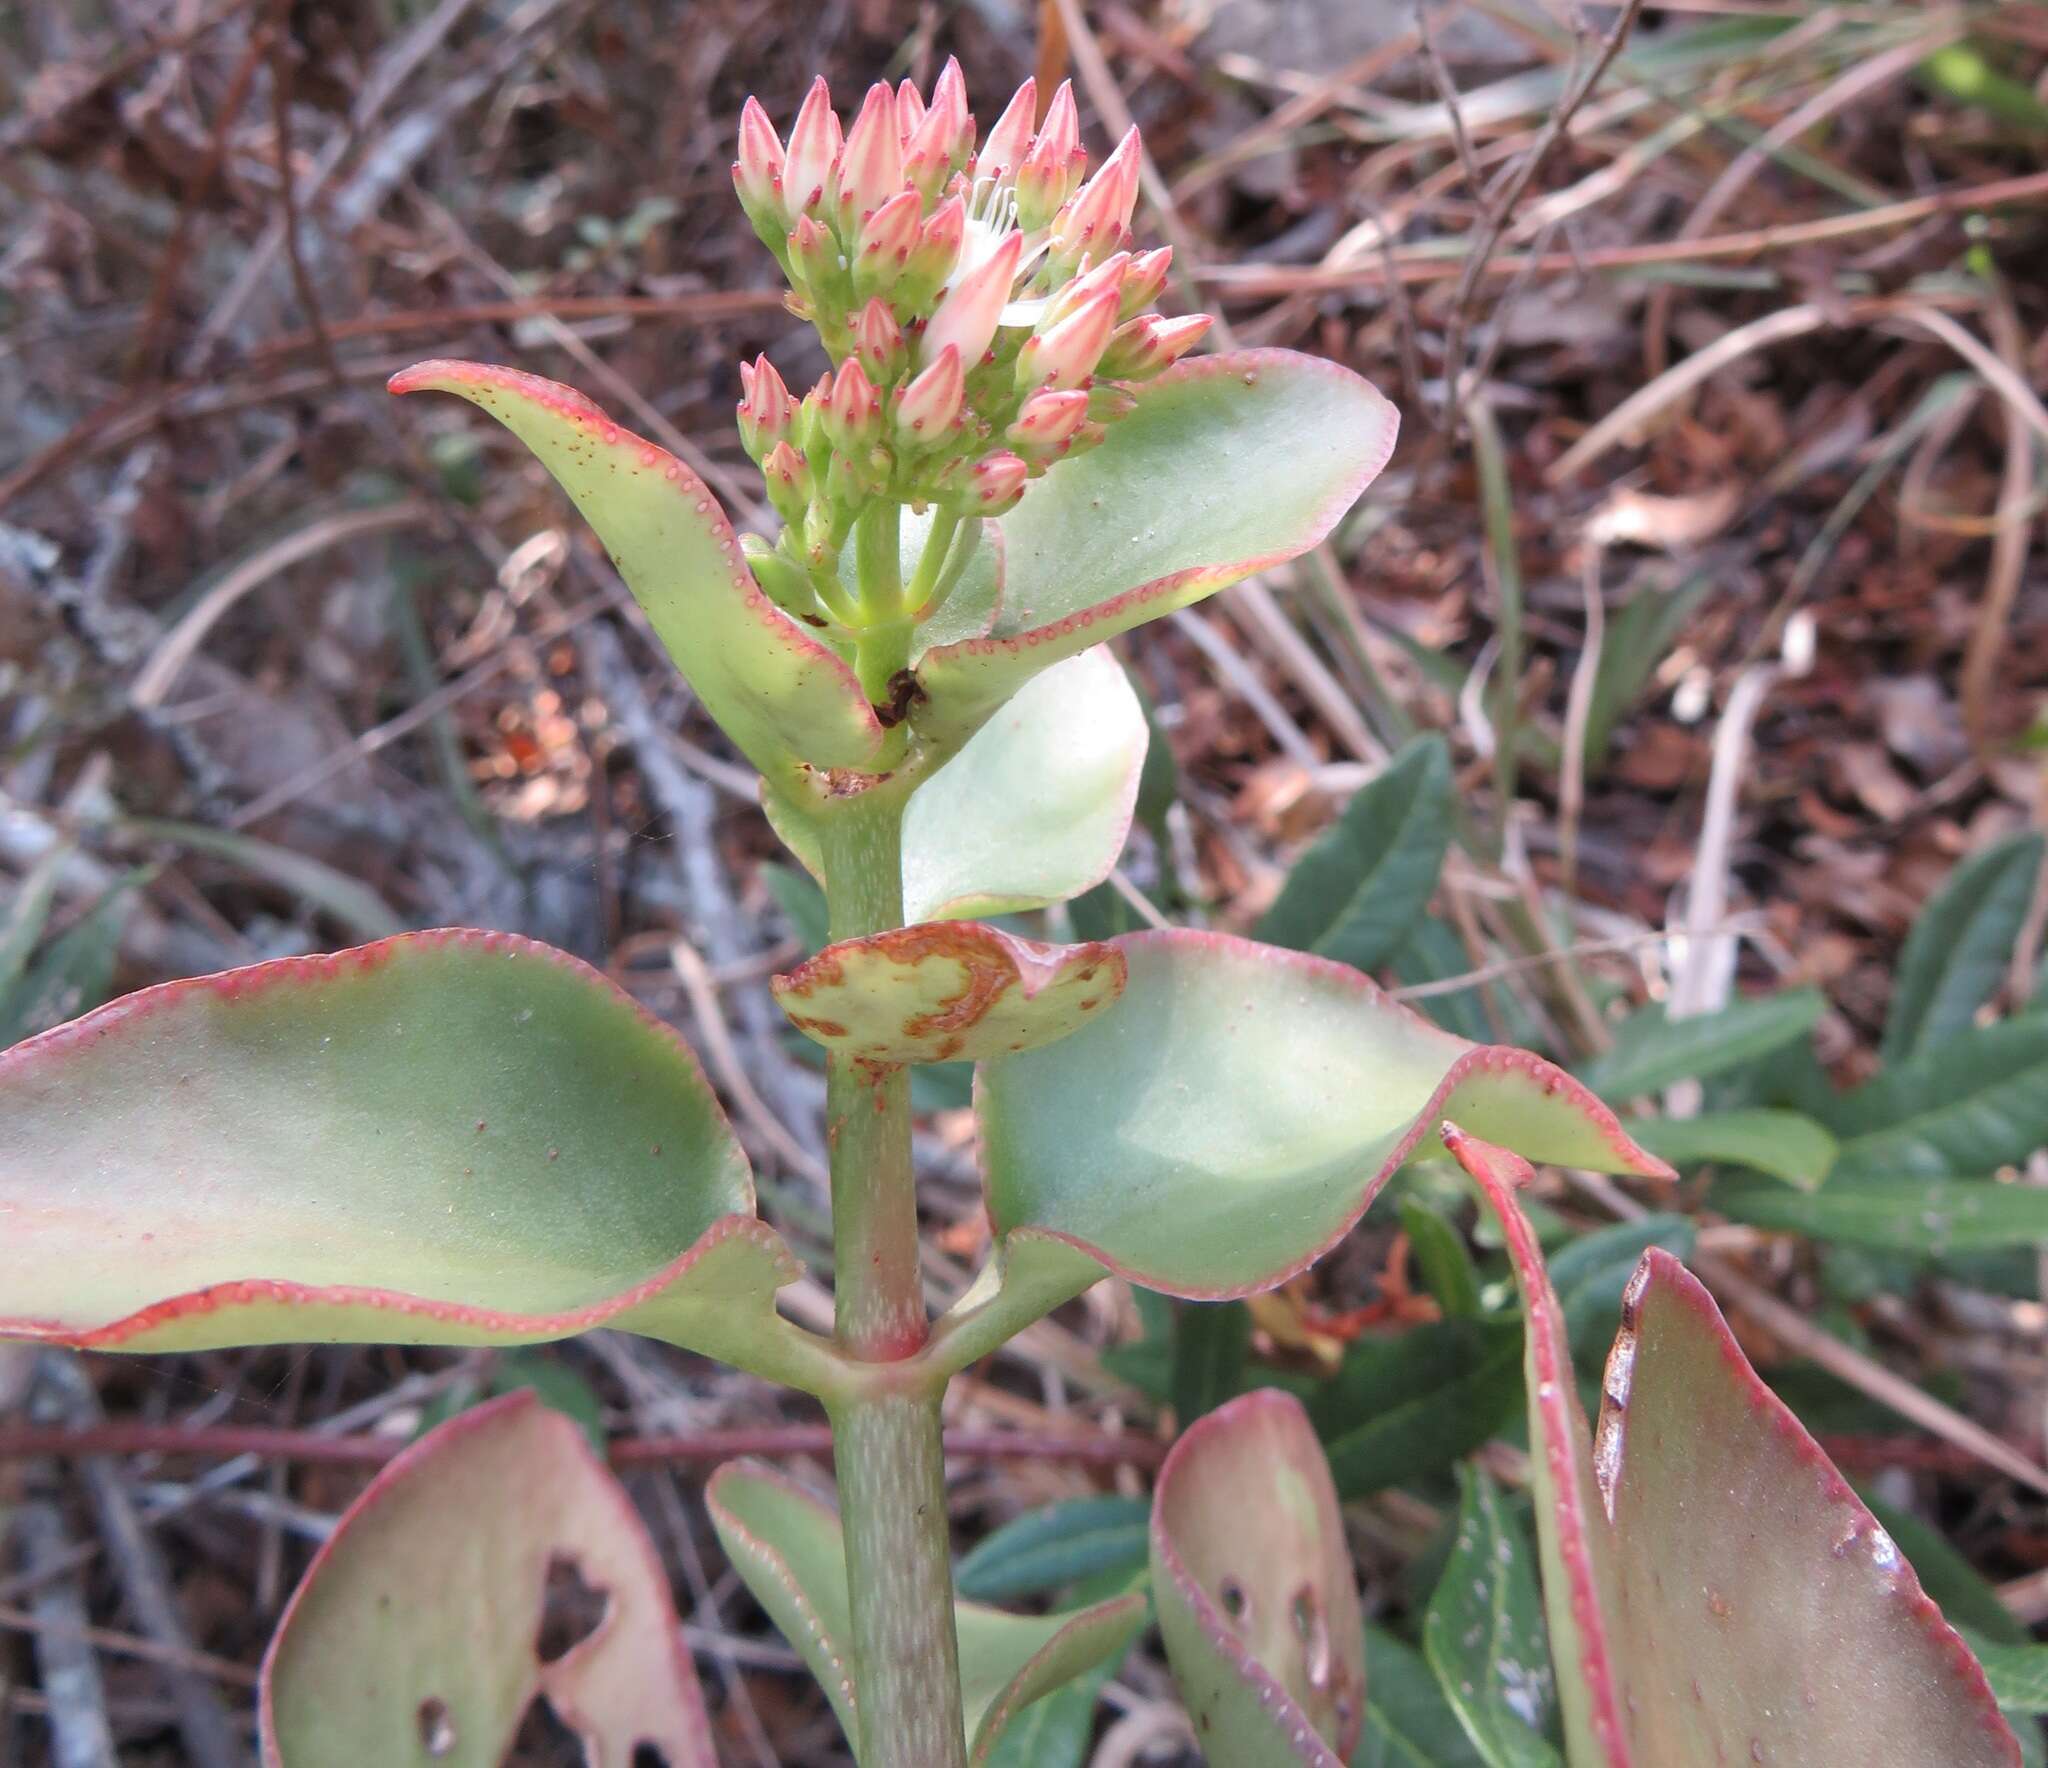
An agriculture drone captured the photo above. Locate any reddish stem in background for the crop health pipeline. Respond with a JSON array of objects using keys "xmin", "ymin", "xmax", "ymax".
[{"xmin": 0, "ymin": 1420, "xmax": 1162, "ymax": 1471}]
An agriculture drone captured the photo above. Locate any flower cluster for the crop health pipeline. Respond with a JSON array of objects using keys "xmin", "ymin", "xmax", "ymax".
[{"xmin": 731, "ymin": 63, "xmax": 1211, "ymax": 636}]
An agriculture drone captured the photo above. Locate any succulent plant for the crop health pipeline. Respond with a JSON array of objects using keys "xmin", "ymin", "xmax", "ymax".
[{"xmin": 0, "ymin": 60, "xmax": 2015, "ymax": 1768}]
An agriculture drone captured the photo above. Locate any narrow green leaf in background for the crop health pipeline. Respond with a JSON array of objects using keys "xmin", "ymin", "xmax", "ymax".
[
  {"xmin": 1310, "ymin": 1319, "xmax": 1522, "ymax": 1499},
  {"xmin": 1359, "ymin": 1628, "xmax": 1489, "ymax": 1768},
  {"xmin": 1827, "ymin": 1019, "xmax": 2048, "ymax": 1180},
  {"xmin": 0, "ymin": 870, "xmax": 146, "ymax": 1050},
  {"xmin": 1399, "ymin": 1198, "xmax": 1482, "ymax": 1319},
  {"xmin": 1883, "ymin": 832, "xmax": 2045, "ymax": 1064},
  {"xmin": 1173, "ymin": 1300, "xmax": 1252, "ymax": 1427},
  {"xmin": 954, "ymin": 1498, "xmax": 1150, "ymax": 1604},
  {"xmin": 1258, "ymin": 735, "xmax": 1455, "ymax": 974},
  {"xmin": 1574, "ymin": 988, "xmax": 1824, "ymax": 1101},
  {"xmin": 1716, "ymin": 1174, "xmax": 2048, "ymax": 1256},
  {"xmin": 1627, "ymin": 1108, "xmax": 1838, "ymax": 1190},
  {"xmin": 1423, "ymin": 1465, "xmax": 1562, "ymax": 1768}
]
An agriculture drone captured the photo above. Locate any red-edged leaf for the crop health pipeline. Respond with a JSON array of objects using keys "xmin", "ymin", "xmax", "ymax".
[
  {"xmin": 0, "ymin": 931, "xmax": 819, "ymax": 1384},
  {"xmin": 977, "ymin": 931, "xmax": 1668, "ymax": 1301},
  {"xmin": 391, "ymin": 360, "xmax": 884, "ymax": 783},
  {"xmin": 1151, "ymin": 1389, "xmax": 1366, "ymax": 1765},
  {"xmin": 261, "ymin": 1390, "xmax": 714, "ymax": 1767},
  {"xmin": 913, "ymin": 350, "xmax": 1398, "ymax": 748},
  {"xmin": 773, "ymin": 922, "xmax": 1125, "ymax": 1065},
  {"xmin": 1443, "ymin": 1127, "xmax": 2020, "ymax": 1768}
]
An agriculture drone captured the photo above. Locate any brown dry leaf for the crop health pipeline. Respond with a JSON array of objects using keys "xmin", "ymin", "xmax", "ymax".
[
  {"xmin": 1835, "ymin": 744, "xmax": 1921, "ymax": 823},
  {"xmin": 1584, "ymin": 481, "xmax": 1740, "ymax": 551}
]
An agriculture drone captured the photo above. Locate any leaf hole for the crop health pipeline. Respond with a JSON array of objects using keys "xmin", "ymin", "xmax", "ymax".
[
  {"xmin": 1218, "ymin": 1576, "xmax": 1249, "ymax": 1626},
  {"xmin": 536, "ymin": 1552, "xmax": 610, "ymax": 1664},
  {"xmin": 632, "ymin": 1747, "xmax": 671, "ymax": 1768},
  {"xmin": 1291, "ymin": 1584, "xmax": 1331, "ymax": 1690},
  {"xmin": 417, "ymin": 1696, "xmax": 456, "ymax": 1757}
]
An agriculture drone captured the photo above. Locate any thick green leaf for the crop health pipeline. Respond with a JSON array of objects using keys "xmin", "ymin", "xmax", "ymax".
[
  {"xmin": 906, "ymin": 647, "xmax": 1149, "ymax": 921},
  {"xmin": 1625, "ymin": 1108, "xmax": 1837, "ymax": 1189},
  {"xmin": 1862, "ymin": 1497, "xmax": 2028, "ymax": 1647},
  {"xmin": 1828, "ymin": 1019, "xmax": 2048, "ymax": 1180},
  {"xmin": 706, "ymin": 1461, "xmax": 1145, "ymax": 1764},
  {"xmin": 1885, "ymin": 833, "xmax": 2045, "ymax": 1064},
  {"xmin": 1574, "ymin": 989, "xmax": 1825, "ymax": 1102},
  {"xmin": 1445, "ymin": 1128, "xmax": 2019, "ymax": 1768},
  {"xmin": 391, "ymin": 361, "xmax": 883, "ymax": 784},
  {"xmin": 1309, "ymin": 1319, "xmax": 1521, "ymax": 1500},
  {"xmin": 981, "ymin": 1565, "xmax": 1148, "ymax": 1768},
  {"xmin": 774, "ymin": 923, "xmax": 1124, "ymax": 1066},
  {"xmin": 1360, "ymin": 1628, "xmax": 1489, "ymax": 1768},
  {"xmin": 1717, "ymin": 1173, "xmax": 2048, "ymax": 1256},
  {"xmin": 914, "ymin": 350, "xmax": 1398, "ymax": 749},
  {"xmin": 955, "ymin": 1497, "xmax": 1151, "ymax": 1604},
  {"xmin": 1258, "ymin": 736, "xmax": 1453, "ymax": 974},
  {"xmin": 979, "ymin": 931, "xmax": 1670, "ymax": 1300},
  {"xmin": 1151, "ymin": 1389, "xmax": 1367, "ymax": 1765},
  {"xmin": 0, "ymin": 931, "xmax": 822, "ymax": 1383},
  {"xmin": 1424, "ymin": 1466, "xmax": 1561, "ymax": 1768},
  {"xmin": 769, "ymin": 647, "xmax": 1150, "ymax": 922},
  {"xmin": 261, "ymin": 1391, "xmax": 713, "ymax": 1767}
]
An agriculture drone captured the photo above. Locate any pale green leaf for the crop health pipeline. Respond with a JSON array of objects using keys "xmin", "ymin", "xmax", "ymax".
[
  {"xmin": 914, "ymin": 351, "xmax": 1398, "ymax": 749},
  {"xmin": 1574, "ymin": 989, "xmax": 1824, "ymax": 1101},
  {"xmin": 1626, "ymin": 1109, "xmax": 1838, "ymax": 1190}
]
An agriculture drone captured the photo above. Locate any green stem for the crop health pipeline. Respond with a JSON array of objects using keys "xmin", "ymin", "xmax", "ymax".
[
  {"xmin": 853, "ymin": 501, "xmax": 911, "ymax": 706},
  {"xmin": 904, "ymin": 506, "xmax": 963, "ymax": 616},
  {"xmin": 817, "ymin": 790, "xmax": 967, "ymax": 1768}
]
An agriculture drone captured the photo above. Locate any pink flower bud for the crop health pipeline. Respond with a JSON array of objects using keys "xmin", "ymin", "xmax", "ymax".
[
  {"xmin": 1120, "ymin": 246, "xmax": 1173, "ymax": 319},
  {"xmin": 968, "ymin": 451, "xmax": 1029, "ymax": 514},
  {"xmin": 1049, "ymin": 125, "xmax": 1141, "ymax": 268},
  {"xmin": 895, "ymin": 77, "xmax": 926, "ymax": 136},
  {"xmin": 1097, "ymin": 311, "xmax": 1211, "ymax": 380},
  {"xmin": 899, "ymin": 195, "xmax": 965, "ymax": 306},
  {"xmin": 1042, "ymin": 251, "xmax": 1129, "ymax": 329},
  {"xmin": 978, "ymin": 79, "xmax": 1037, "ymax": 183},
  {"xmin": 905, "ymin": 55, "xmax": 974, "ymax": 201},
  {"xmin": 824, "ymin": 356, "xmax": 882, "ymax": 450},
  {"xmin": 736, "ymin": 353, "xmax": 795, "ymax": 458},
  {"xmin": 837, "ymin": 83, "xmax": 903, "ymax": 225},
  {"xmin": 1015, "ymin": 81, "xmax": 1085, "ymax": 230},
  {"xmin": 894, "ymin": 344, "xmax": 964, "ymax": 447},
  {"xmin": 921, "ymin": 229, "xmax": 1021, "ymax": 369},
  {"xmin": 783, "ymin": 76, "xmax": 841, "ymax": 218},
  {"xmin": 855, "ymin": 298, "xmax": 908, "ymax": 386},
  {"xmin": 734, "ymin": 96, "xmax": 786, "ymax": 229},
  {"xmin": 1013, "ymin": 284, "xmax": 1120, "ymax": 391},
  {"xmin": 762, "ymin": 439, "xmax": 814, "ymax": 527},
  {"xmin": 853, "ymin": 188, "xmax": 922, "ymax": 298},
  {"xmin": 1007, "ymin": 387, "xmax": 1091, "ymax": 452}
]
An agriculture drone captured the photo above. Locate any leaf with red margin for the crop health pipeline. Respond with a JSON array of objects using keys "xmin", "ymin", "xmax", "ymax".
[
  {"xmin": 766, "ymin": 646, "xmax": 1150, "ymax": 923},
  {"xmin": 773, "ymin": 923, "xmax": 1125, "ymax": 1066},
  {"xmin": 0, "ymin": 931, "xmax": 826, "ymax": 1387},
  {"xmin": 706, "ymin": 1461, "xmax": 1146, "ymax": 1764},
  {"xmin": 390, "ymin": 360, "xmax": 885, "ymax": 784},
  {"xmin": 1443, "ymin": 1126, "xmax": 2020, "ymax": 1768},
  {"xmin": 976, "ymin": 931, "xmax": 1669, "ymax": 1301},
  {"xmin": 912, "ymin": 350, "xmax": 1399, "ymax": 749},
  {"xmin": 1150, "ymin": 1389, "xmax": 1366, "ymax": 1766},
  {"xmin": 260, "ymin": 1390, "xmax": 714, "ymax": 1768}
]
